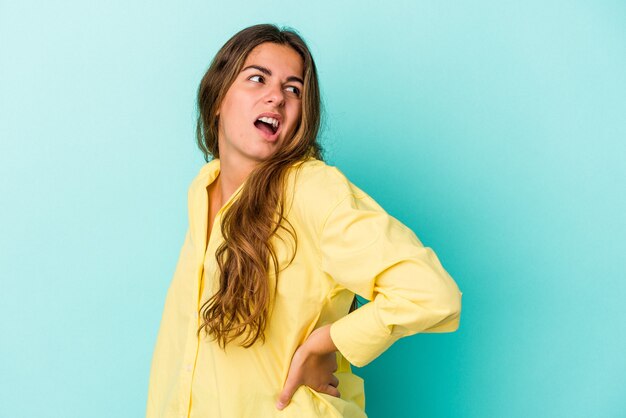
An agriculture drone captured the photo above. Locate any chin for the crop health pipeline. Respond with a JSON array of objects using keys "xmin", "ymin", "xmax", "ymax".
[{"xmin": 244, "ymin": 148, "xmax": 278, "ymax": 163}]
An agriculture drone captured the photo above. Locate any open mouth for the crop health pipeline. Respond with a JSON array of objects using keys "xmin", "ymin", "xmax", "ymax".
[
  {"xmin": 254, "ymin": 119, "xmax": 278, "ymax": 136},
  {"xmin": 253, "ymin": 114, "xmax": 282, "ymax": 141}
]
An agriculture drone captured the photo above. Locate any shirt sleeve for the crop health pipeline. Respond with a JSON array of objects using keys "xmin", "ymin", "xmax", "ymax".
[{"xmin": 322, "ymin": 189, "xmax": 463, "ymax": 368}]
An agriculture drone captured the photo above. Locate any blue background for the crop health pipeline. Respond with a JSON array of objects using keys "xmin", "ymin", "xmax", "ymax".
[{"xmin": 1, "ymin": 1, "xmax": 624, "ymax": 417}]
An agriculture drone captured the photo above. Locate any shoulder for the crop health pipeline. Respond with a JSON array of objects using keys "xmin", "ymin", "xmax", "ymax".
[
  {"xmin": 287, "ymin": 157, "xmax": 363, "ymax": 200},
  {"xmin": 285, "ymin": 158, "xmax": 370, "ymax": 231}
]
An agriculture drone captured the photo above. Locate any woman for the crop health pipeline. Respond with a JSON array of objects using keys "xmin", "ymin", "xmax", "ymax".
[{"xmin": 146, "ymin": 23, "xmax": 463, "ymax": 418}]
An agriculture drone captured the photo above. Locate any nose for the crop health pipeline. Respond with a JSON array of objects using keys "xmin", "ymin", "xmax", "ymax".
[{"xmin": 264, "ymin": 82, "xmax": 285, "ymax": 106}]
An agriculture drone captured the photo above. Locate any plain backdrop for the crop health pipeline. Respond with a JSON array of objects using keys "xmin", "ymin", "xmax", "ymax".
[{"xmin": 1, "ymin": 1, "xmax": 624, "ymax": 417}]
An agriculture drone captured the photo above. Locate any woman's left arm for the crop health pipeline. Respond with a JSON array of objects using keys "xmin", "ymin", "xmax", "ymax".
[
  {"xmin": 320, "ymin": 188, "xmax": 463, "ymax": 369},
  {"xmin": 277, "ymin": 170, "xmax": 463, "ymax": 409}
]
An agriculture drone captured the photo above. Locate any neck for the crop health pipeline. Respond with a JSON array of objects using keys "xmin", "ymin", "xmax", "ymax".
[{"xmin": 216, "ymin": 151, "xmax": 258, "ymax": 205}]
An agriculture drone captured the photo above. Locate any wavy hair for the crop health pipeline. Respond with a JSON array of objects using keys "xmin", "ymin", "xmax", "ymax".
[{"xmin": 195, "ymin": 23, "xmax": 359, "ymax": 349}]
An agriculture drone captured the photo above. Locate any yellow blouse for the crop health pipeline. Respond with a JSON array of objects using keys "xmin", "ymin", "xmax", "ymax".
[{"xmin": 145, "ymin": 157, "xmax": 463, "ymax": 418}]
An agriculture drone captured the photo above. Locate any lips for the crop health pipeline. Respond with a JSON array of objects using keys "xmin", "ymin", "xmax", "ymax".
[
  {"xmin": 254, "ymin": 122, "xmax": 281, "ymax": 142},
  {"xmin": 253, "ymin": 112, "xmax": 282, "ymax": 142},
  {"xmin": 254, "ymin": 112, "xmax": 283, "ymax": 127}
]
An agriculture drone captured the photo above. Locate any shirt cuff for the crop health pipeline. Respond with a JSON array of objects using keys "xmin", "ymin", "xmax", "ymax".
[{"xmin": 329, "ymin": 300, "xmax": 401, "ymax": 368}]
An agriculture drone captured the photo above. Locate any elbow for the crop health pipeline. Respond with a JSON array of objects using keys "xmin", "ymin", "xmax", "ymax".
[
  {"xmin": 413, "ymin": 250, "xmax": 463, "ymax": 332},
  {"xmin": 429, "ymin": 289, "xmax": 463, "ymax": 333},
  {"xmin": 445, "ymin": 289, "xmax": 463, "ymax": 318},
  {"xmin": 386, "ymin": 288, "xmax": 463, "ymax": 336}
]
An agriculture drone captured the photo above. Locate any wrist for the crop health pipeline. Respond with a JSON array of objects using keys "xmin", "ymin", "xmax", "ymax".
[{"xmin": 306, "ymin": 324, "xmax": 338, "ymax": 356}]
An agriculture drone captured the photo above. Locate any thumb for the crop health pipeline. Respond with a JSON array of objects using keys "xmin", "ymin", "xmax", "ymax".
[{"xmin": 276, "ymin": 378, "xmax": 300, "ymax": 410}]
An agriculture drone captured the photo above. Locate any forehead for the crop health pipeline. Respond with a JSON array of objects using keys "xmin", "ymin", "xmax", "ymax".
[{"xmin": 243, "ymin": 42, "xmax": 303, "ymax": 77}]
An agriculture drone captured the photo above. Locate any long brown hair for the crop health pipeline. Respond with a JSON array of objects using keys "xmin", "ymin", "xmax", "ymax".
[{"xmin": 195, "ymin": 23, "xmax": 359, "ymax": 349}]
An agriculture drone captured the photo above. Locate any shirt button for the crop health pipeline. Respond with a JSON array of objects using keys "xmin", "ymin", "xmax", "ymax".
[{"xmin": 186, "ymin": 363, "xmax": 193, "ymax": 372}]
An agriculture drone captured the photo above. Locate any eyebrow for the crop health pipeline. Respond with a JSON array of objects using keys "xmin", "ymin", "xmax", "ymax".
[{"xmin": 241, "ymin": 65, "xmax": 304, "ymax": 85}]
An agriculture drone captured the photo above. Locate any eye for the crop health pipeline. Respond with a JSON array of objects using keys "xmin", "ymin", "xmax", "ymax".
[
  {"xmin": 248, "ymin": 74, "xmax": 301, "ymax": 97},
  {"xmin": 286, "ymin": 86, "xmax": 301, "ymax": 97}
]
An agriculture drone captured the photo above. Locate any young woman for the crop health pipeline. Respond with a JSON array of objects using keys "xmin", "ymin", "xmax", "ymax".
[{"xmin": 146, "ymin": 23, "xmax": 463, "ymax": 418}]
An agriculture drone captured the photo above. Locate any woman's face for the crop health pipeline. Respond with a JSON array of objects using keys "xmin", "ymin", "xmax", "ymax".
[{"xmin": 216, "ymin": 42, "xmax": 304, "ymax": 165}]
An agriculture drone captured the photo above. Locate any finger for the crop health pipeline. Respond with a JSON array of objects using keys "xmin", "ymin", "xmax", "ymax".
[
  {"xmin": 277, "ymin": 379, "xmax": 301, "ymax": 410},
  {"xmin": 327, "ymin": 353, "xmax": 338, "ymax": 373},
  {"xmin": 329, "ymin": 374, "xmax": 339, "ymax": 388},
  {"xmin": 322, "ymin": 384, "xmax": 341, "ymax": 398}
]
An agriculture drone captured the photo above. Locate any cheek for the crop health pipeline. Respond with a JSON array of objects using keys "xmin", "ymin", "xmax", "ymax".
[
  {"xmin": 220, "ymin": 96, "xmax": 249, "ymax": 132},
  {"xmin": 288, "ymin": 105, "xmax": 303, "ymax": 131}
]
